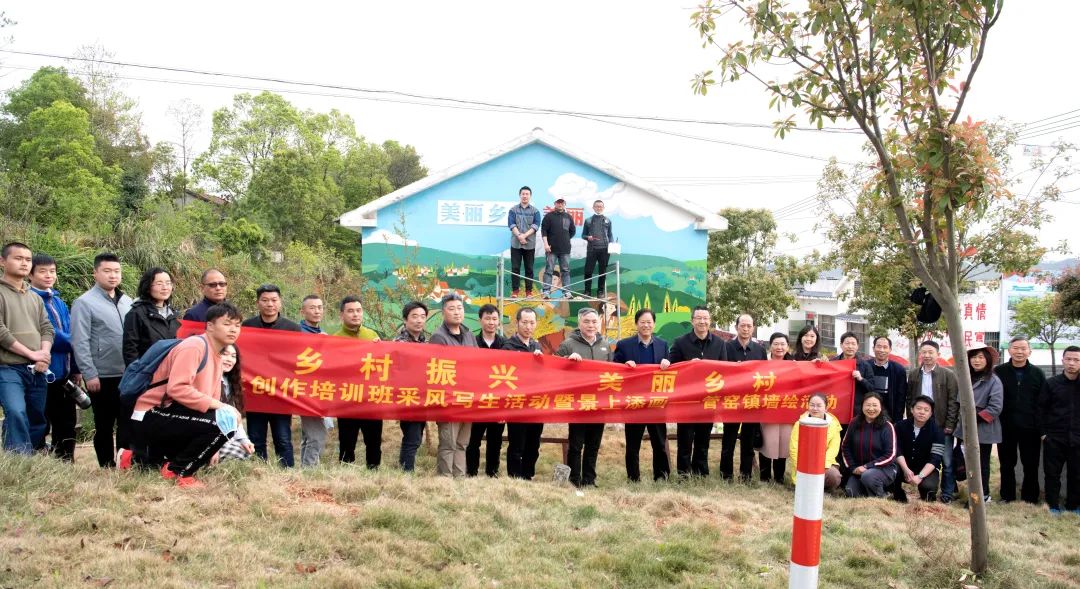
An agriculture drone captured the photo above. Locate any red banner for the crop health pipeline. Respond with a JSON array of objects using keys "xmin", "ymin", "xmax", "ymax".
[{"xmin": 181, "ymin": 322, "xmax": 855, "ymax": 424}]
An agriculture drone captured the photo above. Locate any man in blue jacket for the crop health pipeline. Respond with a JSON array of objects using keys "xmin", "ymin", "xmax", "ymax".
[
  {"xmin": 613, "ymin": 308, "xmax": 671, "ymax": 481},
  {"xmin": 29, "ymin": 254, "xmax": 77, "ymax": 462},
  {"xmin": 507, "ymin": 186, "xmax": 541, "ymax": 298}
]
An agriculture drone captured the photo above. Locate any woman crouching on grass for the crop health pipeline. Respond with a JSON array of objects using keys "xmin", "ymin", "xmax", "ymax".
[
  {"xmin": 841, "ymin": 392, "xmax": 897, "ymax": 498},
  {"xmin": 215, "ymin": 344, "xmax": 255, "ymax": 462},
  {"xmin": 788, "ymin": 393, "xmax": 843, "ymax": 489}
]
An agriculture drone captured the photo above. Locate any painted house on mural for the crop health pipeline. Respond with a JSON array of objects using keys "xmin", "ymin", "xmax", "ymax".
[{"xmin": 338, "ymin": 128, "xmax": 726, "ymax": 346}]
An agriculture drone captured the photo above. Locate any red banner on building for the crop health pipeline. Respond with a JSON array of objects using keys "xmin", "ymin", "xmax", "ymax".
[{"xmin": 180, "ymin": 322, "xmax": 855, "ymax": 423}]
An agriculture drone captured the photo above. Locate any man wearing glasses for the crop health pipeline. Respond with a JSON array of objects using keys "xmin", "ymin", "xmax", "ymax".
[{"xmin": 183, "ymin": 269, "xmax": 229, "ymax": 322}]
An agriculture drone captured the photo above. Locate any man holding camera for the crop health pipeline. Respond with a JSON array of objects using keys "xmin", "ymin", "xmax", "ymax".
[{"xmin": 0, "ymin": 242, "xmax": 55, "ymax": 454}]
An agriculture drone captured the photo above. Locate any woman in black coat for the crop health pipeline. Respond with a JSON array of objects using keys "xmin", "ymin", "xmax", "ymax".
[{"xmin": 122, "ymin": 267, "xmax": 181, "ymax": 365}]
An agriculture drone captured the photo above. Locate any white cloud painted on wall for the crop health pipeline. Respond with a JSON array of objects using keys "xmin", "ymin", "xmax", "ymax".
[
  {"xmin": 547, "ymin": 173, "xmax": 696, "ymax": 233},
  {"xmin": 366, "ymin": 229, "xmax": 419, "ymax": 247}
]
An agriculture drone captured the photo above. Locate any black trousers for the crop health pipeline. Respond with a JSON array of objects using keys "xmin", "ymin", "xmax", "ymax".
[
  {"xmin": 676, "ymin": 423, "xmax": 712, "ymax": 477},
  {"xmin": 625, "ymin": 423, "xmax": 670, "ymax": 481},
  {"xmin": 338, "ymin": 418, "xmax": 383, "ymax": 468},
  {"xmin": 891, "ymin": 469, "xmax": 940, "ymax": 501},
  {"xmin": 568, "ymin": 424, "xmax": 604, "ymax": 486},
  {"xmin": 975, "ymin": 442, "xmax": 993, "ymax": 498},
  {"xmin": 44, "ymin": 380, "xmax": 77, "ymax": 462},
  {"xmin": 131, "ymin": 404, "xmax": 229, "ymax": 477},
  {"xmin": 90, "ymin": 377, "xmax": 131, "ymax": 467},
  {"xmin": 506, "ymin": 423, "xmax": 543, "ymax": 479},
  {"xmin": 719, "ymin": 422, "xmax": 757, "ymax": 480},
  {"xmin": 582, "ymin": 249, "xmax": 610, "ymax": 295},
  {"xmin": 998, "ymin": 426, "xmax": 1042, "ymax": 503},
  {"xmin": 466, "ymin": 422, "xmax": 504, "ymax": 477},
  {"xmin": 1043, "ymin": 436, "xmax": 1080, "ymax": 510},
  {"xmin": 510, "ymin": 247, "xmax": 536, "ymax": 292}
]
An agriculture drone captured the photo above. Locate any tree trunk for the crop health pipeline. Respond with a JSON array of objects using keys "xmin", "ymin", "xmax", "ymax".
[
  {"xmin": 1049, "ymin": 343, "xmax": 1056, "ymax": 376},
  {"xmin": 938, "ymin": 292, "xmax": 989, "ymax": 573}
]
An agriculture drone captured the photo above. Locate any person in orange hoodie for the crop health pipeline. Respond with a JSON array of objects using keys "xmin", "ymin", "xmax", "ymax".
[{"xmin": 125, "ymin": 302, "xmax": 243, "ymax": 487}]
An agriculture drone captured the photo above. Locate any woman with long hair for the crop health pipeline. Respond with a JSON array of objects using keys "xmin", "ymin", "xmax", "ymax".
[
  {"xmin": 216, "ymin": 344, "xmax": 255, "ymax": 461},
  {"xmin": 788, "ymin": 393, "xmax": 843, "ymax": 489},
  {"xmin": 954, "ymin": 345, "xmax": 1003, "ymax": 502},
  {"xmin": 758, "ymin": 332, "xmax": 795, "ymax": 482},
  {"xmin": 792, "ymin": 324, "xmax": 824, "ymax": 361},
  {"xmin": 122, "ymin": 267, "xmax": 180, "ymax": 365},
  {"xmin": 842, "ymin": 392, "xmax": 898, "ymax": 497}
]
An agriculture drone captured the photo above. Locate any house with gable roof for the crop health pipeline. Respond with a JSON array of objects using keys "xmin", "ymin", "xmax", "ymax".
[{"xmin": 338, "ymin": 128, "xmax": 726, "ymax": 341}]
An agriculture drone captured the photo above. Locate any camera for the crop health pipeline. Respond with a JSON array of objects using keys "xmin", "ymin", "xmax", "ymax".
[{"xmin": 63, "ymin": 379, "xmax": 92, "ymax": 410}]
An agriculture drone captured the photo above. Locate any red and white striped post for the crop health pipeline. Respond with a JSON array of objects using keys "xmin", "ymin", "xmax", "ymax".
[{"xmin": 790, "ymin": 416, "xmax": 828, "ymax": 588}]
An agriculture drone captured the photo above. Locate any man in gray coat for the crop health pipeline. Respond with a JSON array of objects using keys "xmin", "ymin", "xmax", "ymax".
[
  {"xmin": 556, "ymin": 307, "xmax": 612, "ymax": 486},
  {"xmin": 71, "ymin": 252, "xmax": 133, "ymax": 467},
  {"xmin": 905, "ymin": 340, "xmax": 960, "ymax": 502},
  {"xmin": 428, "ymin": 293, "xmax": 477, "ymax": 477}
]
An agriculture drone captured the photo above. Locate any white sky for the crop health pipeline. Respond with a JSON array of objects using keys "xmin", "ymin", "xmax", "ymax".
[{"xmin": 3, "ymin": 1, "xmax": 1076, "ymax": 260}]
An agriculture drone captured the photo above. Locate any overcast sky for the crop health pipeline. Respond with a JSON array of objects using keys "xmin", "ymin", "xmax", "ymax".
[{"xmin": 3, "ymin": 2, "xmax": 1076, "ymax": 259}]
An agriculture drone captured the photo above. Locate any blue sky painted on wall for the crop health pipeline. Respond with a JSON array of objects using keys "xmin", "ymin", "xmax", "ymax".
[{"xmin": 361, "ymin": 142, "xmax": 707, "ymax": 261}]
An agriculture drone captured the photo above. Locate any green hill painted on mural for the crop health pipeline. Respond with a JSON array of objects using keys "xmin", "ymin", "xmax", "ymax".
[{"xmin": 362, "ymin": 243, "xmax": 698, "ymax": 276}]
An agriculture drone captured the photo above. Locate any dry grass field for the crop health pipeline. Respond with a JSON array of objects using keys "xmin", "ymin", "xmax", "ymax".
[{"xmin": 0, "ymin": 423, "xmax": 1077, "ymax": 588}]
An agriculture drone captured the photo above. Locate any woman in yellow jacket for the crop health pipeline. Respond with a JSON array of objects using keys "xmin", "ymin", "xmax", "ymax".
[{"xmin": 788, "ymin": 393, "xmax": 843, "ymax": 489}]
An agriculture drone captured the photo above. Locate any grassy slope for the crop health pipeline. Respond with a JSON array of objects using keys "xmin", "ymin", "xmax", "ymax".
[{"xmin": 0, "ymin": 427, "xmax": 1077, "ymax": 589}]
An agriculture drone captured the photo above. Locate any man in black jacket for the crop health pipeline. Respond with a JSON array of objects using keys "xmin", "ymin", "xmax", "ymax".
[
  {"xmin": 1039, "ymin": 346, "xmax": 1080, "ymax": 514},
  {"xmin": 502, "ymin": 307, "xmax": 544, "ymax": 479},
  {"xmin": 467, "ymin": 304, "xmax": 508, "ymax": 477},
  {"xmin": 668, "ymin": 305, "xmax": 727, "ymax": 477},
  {"xmin": 722, "ymin": 314, "xmax": 767, "ymax": 482},
  {"xmin": 995, "ymin": 336, "xmax": 1046, "ymax": 504},
  {"xmin": 858, "ymin": 336, "xmax": 908, "ymax": 423},
  {"xmin": 540, "ymin": 198, "xmax": 576, "ymax": 296},
  {"xmin": 581, "ymin": 200, "xmax": 613, "ymax": 299},
  {"xmin": 891, "ymin": 397, "xmax": 946, "ymax": 502},
  {"xmin": 241, "ymin": 284, "xmax": 300, "ymax": 468}
]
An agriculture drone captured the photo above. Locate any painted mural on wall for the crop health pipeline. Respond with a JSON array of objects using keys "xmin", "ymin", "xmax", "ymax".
[{"xmin": 359, "ymin": 142, "xmax": 710, "ymax": 345}]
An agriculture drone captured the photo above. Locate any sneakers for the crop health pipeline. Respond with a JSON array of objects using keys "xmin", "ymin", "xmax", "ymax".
[
  {"xmin": 176, "ymin": 476, "xmax": 205, "ymax": 489},
  {"xmin": 116, "ymin": 448, "xmax": 134, "ymax": 471},
  {"xmin": 511, "ymin": 289, "xmax": 521, "ymax": 298},
  {"xmin": 160, "ymin": 463, "xmax": 178, "ymax": 480}
]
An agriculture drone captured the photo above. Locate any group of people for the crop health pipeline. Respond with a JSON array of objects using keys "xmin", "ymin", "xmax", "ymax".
[
  {"xmin": 0, "ymin": 241, "xmax": 1077, "ymax": 512},
  {"xmin": 507, "ymin": 186, "xmax": 613, "ymax": 300}
]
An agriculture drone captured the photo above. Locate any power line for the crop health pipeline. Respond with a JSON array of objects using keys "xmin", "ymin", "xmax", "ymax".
[
  {"xmin": 570, "ymin": 113, "xmax": 855, "ymax": 164},
  {"xmin": 1020, "ymin": 114, "xmax": 1080, "ymax": 134},
  {"xmin": 1022, "ymin": 107, "xmax": 1080, "ymax": 127},
  {"xmin": 0, "ymin": 48, "xmax": 865, "ymax": 134},
  {"xmin": 0, "ymin": 59, "xmax": 864, "ymax": 166},
  {"xmin": 1018, "ymin": 122, "xmax": 1080, "ymax": 141}
]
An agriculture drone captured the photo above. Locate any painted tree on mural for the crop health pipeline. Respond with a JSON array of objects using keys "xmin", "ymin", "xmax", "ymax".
[{"xmin": 693, "ymin": 0, "xmax": 1004, "ymax": 572}]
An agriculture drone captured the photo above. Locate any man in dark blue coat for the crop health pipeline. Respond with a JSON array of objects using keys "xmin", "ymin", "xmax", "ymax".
[
  {"xmin": 613, "ymin": 308, "xmax": 671, "ymax": 481},
  {"xmin": 856, "ymin": 336, "xmax": 908, "ymax": 423}
]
